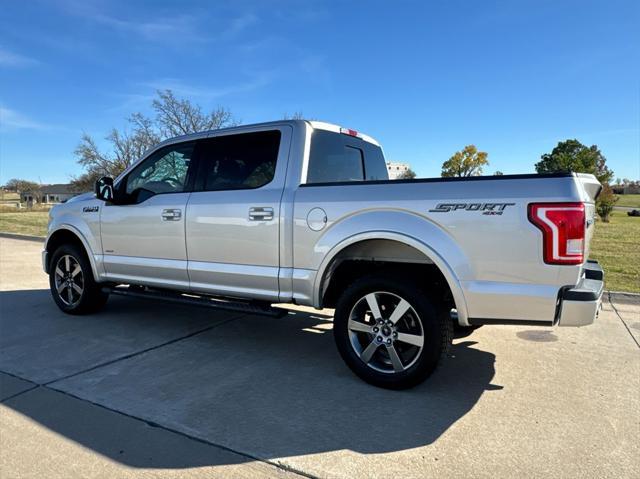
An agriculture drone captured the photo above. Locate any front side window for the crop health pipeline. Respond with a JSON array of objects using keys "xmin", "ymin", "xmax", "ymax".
[
  {"xmin": 197, "ymin": 130, "xmax": 281, "ymax": 191},
  {"xmin": 125, "ymin": 142, "xmax": 195, "ymax": 199}
]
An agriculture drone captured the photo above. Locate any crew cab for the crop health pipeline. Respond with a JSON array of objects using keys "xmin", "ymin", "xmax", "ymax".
[{"xmin": 44, "ymin": 120, "xmax": 604, "ymax": 389}]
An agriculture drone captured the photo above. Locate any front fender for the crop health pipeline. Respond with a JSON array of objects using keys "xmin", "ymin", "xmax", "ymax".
[{"xmin": 46, "ymin": 211, "xmax": 104, "ymax": 280}]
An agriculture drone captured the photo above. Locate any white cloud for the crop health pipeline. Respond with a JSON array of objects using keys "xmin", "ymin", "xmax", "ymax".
[
  {"xmin": 107, "ymin": 73, "xmax": 275, "ymax": 113},
  {"xmin": 0, "ymin": 107, "xmax": 47, "ymax": 131},
  {"xmin": 0, "ymin": 47, "xmax": 38, "ymax": 68},
  {"xmin": 141, "ymin": 74, "xmax": 274, "ymax": 100}
]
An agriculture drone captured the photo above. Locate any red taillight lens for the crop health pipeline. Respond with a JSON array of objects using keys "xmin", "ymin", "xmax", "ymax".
[{"xmin": 528, "ymin": 202, "xmax": 585, "ymax": 265}]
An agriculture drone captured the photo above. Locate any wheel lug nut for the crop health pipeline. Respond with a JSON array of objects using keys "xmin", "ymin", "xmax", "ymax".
[
  {"xmin": 387, "ymin": 339, "xmax": 392, "ymax": 345},
  {"xmin": 376, "ymin": 336, "xmax": 382, "ymax": 342},
  {"xmin": 393, "ymin": 332, "xmax": 398, "ymax": 338},
  {"xmin": 373, "ymin": 327, "xmax": 379, "ymax": 333}
]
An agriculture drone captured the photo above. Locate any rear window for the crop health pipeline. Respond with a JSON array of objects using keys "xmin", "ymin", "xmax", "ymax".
[{"xmin": 306, "ymin": 130, "xmax": 388, "ymax": 184}]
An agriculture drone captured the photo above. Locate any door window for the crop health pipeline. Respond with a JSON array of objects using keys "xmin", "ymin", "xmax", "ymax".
[
  {"xmin": 196, "ymin": 131, "xmax": 281, "ymax": 191},
  {"xmin": 124, "ymin": 142, "xmax": 195, "ymax": 201}
]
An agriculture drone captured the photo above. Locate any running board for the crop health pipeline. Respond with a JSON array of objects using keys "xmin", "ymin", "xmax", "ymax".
[{"xmin": 102, "ymin": 286, "xmax": 287, "ymax": 318}]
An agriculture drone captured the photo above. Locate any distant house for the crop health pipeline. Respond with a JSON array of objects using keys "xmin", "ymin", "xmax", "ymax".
[
  {"xmin": 612, "ymin": 183, "xmax": 640, "ymax": 195},
  {"xmin": 22, "ymin": 184, "xmax": 76, "ymax": 204},
  {"xmin": 386, "ymin": 162, "xmax": 411, "ymax": 179}
]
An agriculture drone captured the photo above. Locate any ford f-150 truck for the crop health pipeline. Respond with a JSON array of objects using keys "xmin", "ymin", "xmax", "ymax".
[{"xmin": 44, "ymin": 120, "xmax": 604, "ymax": 389}]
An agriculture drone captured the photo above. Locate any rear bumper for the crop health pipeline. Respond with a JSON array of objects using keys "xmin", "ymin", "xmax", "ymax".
[{"xmin": 557, "ymin": 260, "xmax": 604, "ymax": 327}]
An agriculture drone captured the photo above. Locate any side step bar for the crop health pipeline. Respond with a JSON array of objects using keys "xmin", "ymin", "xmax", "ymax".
[{"xmin": 102, "ymin": 286, "xmax": 287, "ymax": 318}]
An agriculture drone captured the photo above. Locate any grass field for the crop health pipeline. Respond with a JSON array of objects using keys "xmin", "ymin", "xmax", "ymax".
[
  {"xmin": 615, "ymin": 193, "xmax": 640, "ymax": 209},
  {"xmin": 0, "ymin": 210, "xmax": 49, "ymax": 236},
  {"xmin": 0, "ymin": 209, "xmax": 638, "ymax": 292},
  {"xmin": 589, "ymin": 214, "xmax": 639, "ymax": 293}
]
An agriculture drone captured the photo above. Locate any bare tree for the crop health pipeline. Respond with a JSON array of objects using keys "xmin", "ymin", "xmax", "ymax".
[
  {"xmin": 72, "ymin": 90, "xmax": 238, "ymax": 191},
  {"xmin": 152, "ymin": 90, "xmax": 236, "ymax": 137},
  {"xmin": 283, "ymin": 111, "xmax": 305, "ymax": 120}
]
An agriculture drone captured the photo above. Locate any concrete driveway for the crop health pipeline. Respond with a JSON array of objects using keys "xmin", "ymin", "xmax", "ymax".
[{"xmin": 1, "ymin": 236, "xmax": 638, "ymax": 478}]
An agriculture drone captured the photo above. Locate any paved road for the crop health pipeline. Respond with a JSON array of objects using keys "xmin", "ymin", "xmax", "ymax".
[{"xmin": 1, "ymin": 237, "xmax": 638, "ymax": 478}]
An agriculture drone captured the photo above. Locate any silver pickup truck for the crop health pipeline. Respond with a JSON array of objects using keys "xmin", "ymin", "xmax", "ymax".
[{"xmin": 44, "ymin": 120, "xmax": 604, "ymax": 389}]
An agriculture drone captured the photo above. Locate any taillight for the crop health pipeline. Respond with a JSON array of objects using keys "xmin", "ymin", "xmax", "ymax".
[{"xmin": 528, "ymin": 202, "xmax": 586, "ymax": 265}]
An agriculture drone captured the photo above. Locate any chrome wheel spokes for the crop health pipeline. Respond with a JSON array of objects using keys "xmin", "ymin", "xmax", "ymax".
[
  {"xmin": 54, "ymin": 255, "xmax": 84, "ymax": 307},
  {"xmin": 347, "ymin": 291, "xmax": 424, "ymax": 374}
]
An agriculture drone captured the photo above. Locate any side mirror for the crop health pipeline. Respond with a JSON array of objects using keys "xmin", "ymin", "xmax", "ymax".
[{"xmin": 95, "ymin": 177, "xmax": 115, "ymax": 202}]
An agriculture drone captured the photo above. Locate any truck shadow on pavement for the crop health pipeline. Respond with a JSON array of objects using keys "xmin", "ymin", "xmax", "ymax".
[{"xmin": 1, "ymin": 289, "xmax": 500, "ymax": 469}]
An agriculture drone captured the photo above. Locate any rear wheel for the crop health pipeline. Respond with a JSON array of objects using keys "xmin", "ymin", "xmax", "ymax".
[
  {"xmin": 49, "ymin": 244, "xmax": 108, "ymax": 314},
  {"xmin": 333, "ymin": 274, "xmax": 452, "ymax": 389}
]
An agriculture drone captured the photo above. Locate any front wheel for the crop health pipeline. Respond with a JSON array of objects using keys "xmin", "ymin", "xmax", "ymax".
[
  {"xmin": 333, "ymin": 274, "xmax": 452, "ymax": 389},
  {"xmin": 49, "ymin": 244, "xmax": 108, "ymax": 314}
]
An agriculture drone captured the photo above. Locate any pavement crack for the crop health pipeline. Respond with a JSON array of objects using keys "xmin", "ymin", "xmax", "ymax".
[
  {"xmin": 44, "ymin": 313, "xmax": 247, "ymax": 386},
  {"xmin": 0, "ymin": 385, "xmax": 41, "ymax": 404},
  {"xmin": 608, "ymin": 291, "xmax": 640, "ymax": 350}
]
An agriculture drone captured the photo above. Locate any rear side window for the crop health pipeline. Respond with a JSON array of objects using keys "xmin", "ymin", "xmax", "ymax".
[
  {"xmin": 306, "ymin": 130, "xmax": 388, "ymax": 184},
  {"xmin": 196, "ymin": 131, "xmax": 281, "ymax": 191}
]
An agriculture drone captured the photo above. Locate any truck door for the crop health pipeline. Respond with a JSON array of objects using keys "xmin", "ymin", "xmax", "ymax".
[
  {"xmin": 185, "ymin": 126, "xmax": 291, "ymax": 301},
  {"xmin": 100, "ymin": 141, "xmax": 196, "ymax": 289}
]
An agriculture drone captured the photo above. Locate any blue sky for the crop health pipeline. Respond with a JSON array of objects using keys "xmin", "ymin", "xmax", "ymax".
[{"xmin": 1, "ymin": 0, "xmax": 639, "ymax": 184}]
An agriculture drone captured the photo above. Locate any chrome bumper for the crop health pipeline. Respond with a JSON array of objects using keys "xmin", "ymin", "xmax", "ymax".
[{"xmin": 558, "ymin": 260, "xmax": 604, "ymax": 327}]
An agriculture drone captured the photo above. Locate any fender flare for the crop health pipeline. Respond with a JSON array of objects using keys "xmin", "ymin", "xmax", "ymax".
[
  {"xmin": 45, "ymin": 224, "xmax": 102, "ymax": 281},
  {"xmin": 313, "ymin": 231, "xmax": 470, "ymax": 326}
]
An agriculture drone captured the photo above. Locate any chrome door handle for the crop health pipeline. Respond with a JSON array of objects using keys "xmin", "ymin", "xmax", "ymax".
[
  {"xmin": 161, "ymin": 209, "xmax": 182, "ymax": 221},
  {"xmin": 249, "ymin": 207, "xmax": 274, "ymax": 221}
]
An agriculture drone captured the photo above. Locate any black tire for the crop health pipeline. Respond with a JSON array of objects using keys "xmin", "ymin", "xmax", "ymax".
[
  {"xmin": 333, "ymin": 273, "xmax": 452, "ymax": 390},
  {"xmin": 49, "ymin": 243, "xmax": 108, "ymax": 314}
]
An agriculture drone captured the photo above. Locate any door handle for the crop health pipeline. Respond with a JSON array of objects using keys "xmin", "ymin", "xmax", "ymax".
[
  {"xmin": 249, "ymin": 207, "xmax": 274, "ymax": 221},
  {"xmin": 161, "ymin": 209, "xmax": 182, "ymax": 221}
]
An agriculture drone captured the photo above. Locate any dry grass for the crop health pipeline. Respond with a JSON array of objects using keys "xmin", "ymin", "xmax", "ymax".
[{"xmin": 0, "ymin": 211, "xmax": 49, "ymax": 236}]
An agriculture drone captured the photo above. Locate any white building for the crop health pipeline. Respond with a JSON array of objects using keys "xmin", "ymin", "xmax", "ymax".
[
  {"xmin": 22, "ymin": 184, "xmax": 77, "ymax": 204},
  {"xmin": 386, "ymin": 162, "xmax": 412, "ymax": 179}
]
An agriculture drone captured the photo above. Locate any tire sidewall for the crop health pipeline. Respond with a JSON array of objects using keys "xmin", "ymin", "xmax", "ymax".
[{"xmin": 333, "ymin": 275, "xmax": 445, "ymax": 389}]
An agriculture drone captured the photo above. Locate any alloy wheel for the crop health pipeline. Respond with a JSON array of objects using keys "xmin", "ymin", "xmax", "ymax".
[
  {"xmin": 54, "ymin": 254, "xmax": 84, "ymax": 307},
  {"xmin": 347, "ymin": 291, "xmax": 424, "ymax": 373}
]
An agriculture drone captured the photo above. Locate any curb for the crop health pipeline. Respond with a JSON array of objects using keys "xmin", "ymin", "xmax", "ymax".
[
  {"xmin": 607, "ymin": 291, "xmax": 640, "ymax": 298},
  {"xmin": 0, "ymin": 232, "xmax": 45, "ymax": 243}
]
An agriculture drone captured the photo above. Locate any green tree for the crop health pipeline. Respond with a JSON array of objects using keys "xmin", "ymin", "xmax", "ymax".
[
  {"xmin": 535, "ymin": 139, "xmax": 616, "ymax": 221},
  {"xmin": 72, "ymin": 90, "xmax": 237, "ymax": 192},
  {"xmin": 494, "ymin": 170, "xmax": 504, "ymax": 176},
  {"xmin": 535, "ymin": 139, "xmax": 613, "ymax": 185},
  {"xmin": 441, "ymin": 145, "xmax": 489, "ymax": 177},
  {"xmin": 596, "ymin": 184, "xmax": 618, "ymax": 223},
  {"xmin": 397, "ymin": 168, "xmax": 417, "ymax": 179}
]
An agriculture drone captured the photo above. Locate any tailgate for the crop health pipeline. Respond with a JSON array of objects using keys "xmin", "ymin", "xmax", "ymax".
[
  {"xmin": 576, "ymin": 173, "xmax": 602, "ymax": 203},
  {"xmin": 575, "ymin": 173, "xmax": 601, "ymax": 263}
]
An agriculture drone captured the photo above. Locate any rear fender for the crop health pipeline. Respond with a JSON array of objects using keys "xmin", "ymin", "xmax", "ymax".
[{"xmin": 312, "ymin": 211, "xmax": 471, "ymax": 325}]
